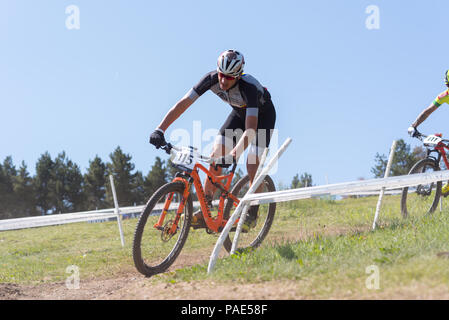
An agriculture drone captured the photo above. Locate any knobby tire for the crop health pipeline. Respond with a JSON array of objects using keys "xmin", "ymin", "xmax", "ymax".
[{"xmin": 132, "ymin": 181, "xmax": 192, "ymax": 277}]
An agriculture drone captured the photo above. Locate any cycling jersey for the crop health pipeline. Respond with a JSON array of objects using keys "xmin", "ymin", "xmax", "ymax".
[
  {"xmin": 434, "ymin": 89, "xmax": 449, "ymax": 107},
  {"xmin": 185, "ymin": 70, "xmax": 276, "ymax": 155},
  {"xmin": 185, "ymin": 70, "xmax": 272, "ymax": 120}
]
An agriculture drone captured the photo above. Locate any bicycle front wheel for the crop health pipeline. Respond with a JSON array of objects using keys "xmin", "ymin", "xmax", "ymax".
[
  {"xmin": 132, "ymin": 181, "xmax": 193, "ymax": 277},
  {"xmin": 400, "ymin": 158, "xmax": 441, "ymax": 219},
  {"xmin": 223, "ymin": 175, "xmax": 276, "ymax": 254}
]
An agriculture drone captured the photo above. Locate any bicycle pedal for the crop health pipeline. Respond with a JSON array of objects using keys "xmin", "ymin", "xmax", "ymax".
[
  {"xmin": 191, "ymin": 222, "xmax": 206, "ymax": 230},
  {"xmin": 190, "ymin": 210, "xmax": 207, "ymax": 229},
  {"xmin": 229, "ymin": 224, "xmax": 250, "ymax": 233}
]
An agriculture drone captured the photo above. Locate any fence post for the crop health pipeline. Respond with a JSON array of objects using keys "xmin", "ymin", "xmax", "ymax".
[
  {"xmin": 230, "ymin": 147, "xmax": 269, "ymax": 255},
  {"xmin": 208, "ymin": 138, "xmax": 292, "ymax": 273},
  {"xmin": 109, "ymin": 175, "xmax": 125, "ymax": 247},
  {"xmin": 372, "ymin": 140, "xmax": 397, "ymax": 230}
]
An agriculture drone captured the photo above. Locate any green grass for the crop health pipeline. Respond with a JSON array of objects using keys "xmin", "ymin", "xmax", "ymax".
[
  {"xmin": 0, "ymin": 219, "xmax": 138, "ymax": 283},
  {"xmin": 2, "ymin": 194, "xmax": 449, "ymax": 298},
  {"xmin": 156, "ymin": 196, "xmax": 449, "ymax": 296}
]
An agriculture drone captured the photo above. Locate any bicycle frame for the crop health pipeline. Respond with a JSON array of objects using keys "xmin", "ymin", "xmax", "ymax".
[
  {"xmin": 153, "ymin": 161, "xmax": 240, "ymax": 234},
  {"xmin": 426, "ymin": 135, "xmax": 449, "ymax": 169},
  {"xmin": 190, "ymin": 162, "xmax": 240, "ymax": 232}
]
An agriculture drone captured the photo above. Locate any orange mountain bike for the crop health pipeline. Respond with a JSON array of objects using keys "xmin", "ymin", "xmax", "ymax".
[{"xmin": 132, "ymin": 142, "xmax": 276, "ymax": 277}]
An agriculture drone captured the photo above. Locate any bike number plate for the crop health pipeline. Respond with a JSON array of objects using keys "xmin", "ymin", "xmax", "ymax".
[
  {"xmin": 423, "ymin": 135, "xmax": 442, "ymax": 147},
  {"xmin": 171, "ymin": 147, "xmax": 195, "ymax": 171}
]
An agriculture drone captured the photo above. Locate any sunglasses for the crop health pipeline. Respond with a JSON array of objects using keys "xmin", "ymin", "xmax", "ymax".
[{"xmin": 218, "ymin": 72, "xmax": 237, "ymax": 81}]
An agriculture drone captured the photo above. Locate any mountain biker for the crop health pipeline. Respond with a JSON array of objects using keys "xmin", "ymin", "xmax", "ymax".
[
  {"xmin": 149, "ymin": 49, "xmax": 276, "ymax": 232},
  {"xmin": 408, "ymin": 70, "xmax": 449, "ymax": 194}
]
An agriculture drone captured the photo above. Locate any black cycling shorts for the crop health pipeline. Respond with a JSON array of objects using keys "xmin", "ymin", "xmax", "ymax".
[{"xmin": 217, "ymin": 99, "xmax": 276, "ymax": 153}]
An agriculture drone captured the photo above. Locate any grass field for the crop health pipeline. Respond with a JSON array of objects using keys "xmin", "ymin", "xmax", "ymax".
[{"xmin": 2, "ymin": 194, "xmax": 449, "ymax": 298}]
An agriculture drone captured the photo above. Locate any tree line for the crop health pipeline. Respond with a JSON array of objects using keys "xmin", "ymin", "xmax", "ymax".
[
  {"xmin": 0, "ymin": 147, "xmax": 185, "ymax": 219},
  {"xmin": 287, "ymin": 139, "xmax": 425, "ymax": 190},
  {"xmin": 371, "ymin": 139, "xmax": 426, "ymax": 178},
  {"xmin": 0, "ymin": 138, "xmax": 422, "ymax": 220}
]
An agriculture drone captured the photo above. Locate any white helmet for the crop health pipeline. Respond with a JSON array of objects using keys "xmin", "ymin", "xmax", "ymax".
[{"xmin": 217, "ymin": 50, "xmax": 245, "ymax": 77}]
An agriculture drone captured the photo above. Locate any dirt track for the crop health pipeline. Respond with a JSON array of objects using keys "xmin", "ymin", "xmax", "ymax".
[
  {"xmin": 3, "ymin": 274, "xmax": 449, "ymax": 300},
  {"xmin": 2, "ymin": 226, "xmax": 449, "ymax": 300},
  {"xmin": 0, "ymin": 276, "xmax": 308, "ymax": 300}
]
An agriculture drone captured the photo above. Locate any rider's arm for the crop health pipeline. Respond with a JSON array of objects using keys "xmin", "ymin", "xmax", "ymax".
[
  {"xmin": 412, "ymin": 90, "xmax": 449, "ymax": 128},
  {"xmin": 156, "ymin": 97, "xmax": 194, "ymax": 132},
  {"xmin": 156, "ymin": 72, "xmax": 215, "ymax": 131},
  {"xmin": 411, "ymin": 102, "xmax": 439, "ymax": 128}
]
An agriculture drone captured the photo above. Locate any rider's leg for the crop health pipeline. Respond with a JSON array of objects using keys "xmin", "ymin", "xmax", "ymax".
[
  {"xmin": 203, "ymin": 136, "xmax": 232, "ymax": 199},
  {"xmin": 246, "ymin": 149, "xmax": 263, "ymax": 189},
  {"xmin": 239, "ymin": 145, "xmax": 263, "ymax": 232},
  {"xmin": 242, "ymin": 128, "xmax": 274, "ymax": 231},
  {"xmin": 191, "ymin": 137, "xmax": 232, "ymax": 228},
  {"xmin": 204, "ymin": 111, "xmax": 244, "ymax": 198}
]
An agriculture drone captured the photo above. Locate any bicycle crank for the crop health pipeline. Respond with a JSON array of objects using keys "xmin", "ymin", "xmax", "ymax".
[{"xmin": 416, "ymin": 184, "xmax": 433, "ymax": 196}]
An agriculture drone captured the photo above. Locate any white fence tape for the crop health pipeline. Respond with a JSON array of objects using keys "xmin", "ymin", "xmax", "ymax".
[
  {"xmin": 242, "ymin": 170, "xmax": 449, "ymax": 206},
  {"xmin": 340, "ymin": 190, "xmax": 403, "ymax": 196},
  {"xmin": 0, "ymin": 201, "xmax": 211, "ymax": 232}
]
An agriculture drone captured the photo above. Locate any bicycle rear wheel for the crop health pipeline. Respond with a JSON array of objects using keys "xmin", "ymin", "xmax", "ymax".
[
  {"xmin": 132, "ymin": 181, "xmax": 193, "ymax": 277},
  {"xmin": 400, "ymin": 158, "xmax": 441, "ymax": 219},
  {"xmin": 223, "ymin": 175, "xmax": 276, "ymax": 253}
]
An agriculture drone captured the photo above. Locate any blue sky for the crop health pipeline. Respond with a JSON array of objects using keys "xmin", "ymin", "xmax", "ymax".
[{"xmin": 1, "ymin": 0, "xmax": 449, "ymax": 188}]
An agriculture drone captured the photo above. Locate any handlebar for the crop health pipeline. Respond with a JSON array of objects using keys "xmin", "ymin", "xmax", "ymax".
[
  {"xmin": 413, "ymin": 130, "xmax": 449, "ymax": 144},
  {"xmin": 412, "ymin": 130, "xmax": 426, "ymax": 141},
  {"xmin": 160, "ymin": 142, "xmax": 177, "ymax": 154},
  {"xmin": 159, "ymin": 142, "xmax": 237, "ymax": 171},
  {"xmin": 160, "ymin": 142, "xmax": 216, "ymax": 164}
]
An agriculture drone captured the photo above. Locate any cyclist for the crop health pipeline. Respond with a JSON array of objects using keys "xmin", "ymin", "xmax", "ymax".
[
  {"xmin": 149, "ymin": 49, "xmax": 276, "ymax": 232},
  {"xmin": 408, "ymin": 70, "xmax": 449, "ymax": 194}
]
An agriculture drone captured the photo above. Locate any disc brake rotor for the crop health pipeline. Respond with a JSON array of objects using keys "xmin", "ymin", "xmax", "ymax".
[{"xmin": 161, "ymin": 220, "xmax": 177, "ymax": 242}]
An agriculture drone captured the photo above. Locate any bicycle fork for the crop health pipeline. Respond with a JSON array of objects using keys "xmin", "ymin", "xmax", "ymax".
[{"xmin": 153, "ymin": 179, "xmax": 192, "ymax": 237}]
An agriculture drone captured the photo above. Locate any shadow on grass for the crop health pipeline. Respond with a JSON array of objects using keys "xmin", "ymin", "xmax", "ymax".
[{"xmin": 276, "ymin": 244, "xmax": 298, "ymax": 261}]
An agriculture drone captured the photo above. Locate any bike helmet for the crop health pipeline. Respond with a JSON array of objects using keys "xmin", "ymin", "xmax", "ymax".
[
  {"xmin": 217, "ymin": 50, "xmax": 245, "ymax": 77},
  {"xmin": 445, "ymin": 70, "xmax": 449, "ymax": 87}
]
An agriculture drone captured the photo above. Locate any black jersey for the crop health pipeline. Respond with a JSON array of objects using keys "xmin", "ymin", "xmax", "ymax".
[{"xmin": 185, "ymin": 70, "xmax": 271, "ymax": 119}]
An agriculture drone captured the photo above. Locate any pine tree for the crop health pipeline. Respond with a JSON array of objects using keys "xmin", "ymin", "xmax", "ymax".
[
  {"xmin": 12, "ymin": 161, "xmax": 38, "ymax": 217},
  {"xmin": 49, "ymin": 152, "xmax": 84, "ymax": 213},
  {"xmin": 143, "ymin": 156, "xmax": 167, "ymax": 199},
  {"xmin": 0, "ymin": 162, "xmax": 6, "ymax": 219},
  {"xmin": 106, "ymin": 146, "xmax": 139, "ymax": 207},
  {"xmin": 132, "ymin": 171, "xmax": 145, "ymax": 205},
  {"xmin": 84, "ymin": 156, "xmax": 107, "ymax": 210},
  {"xmin": 299, "ymin": 172, "xmax": 313, "ymax": 188},
  {"xmin": 64, "ymin": 158, "xmax": 85, "ymax": 212},
  {"xmin": 51, "ymin": 152, "xmax": 69, "ymax": 213},
  {"xmin": 291, "ymin": 172, "xmax": 313, "ymax": 189},
  {"xmin": 34, "ymin": 152, "xmax": 54, "ymax": 215},
  {"xmin": 166, "ymin": 160, "xmax": 181, "ymax": 182},
  {"xmin": 0, "ymin": 157, "xmax": 17, "ymax": 219},
  {"xmin": 371, "ymin": 139, "xmax": 426, "ymax": 178},
  {"xmin": 291, "ymin": 174, "xmax": 300, "ymax": 189}
]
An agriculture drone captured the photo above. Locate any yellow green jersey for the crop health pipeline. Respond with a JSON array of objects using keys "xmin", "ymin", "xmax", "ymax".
[{"xmin": 434, "ymin": 89, "xmax": 449, "ymax": 107}]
